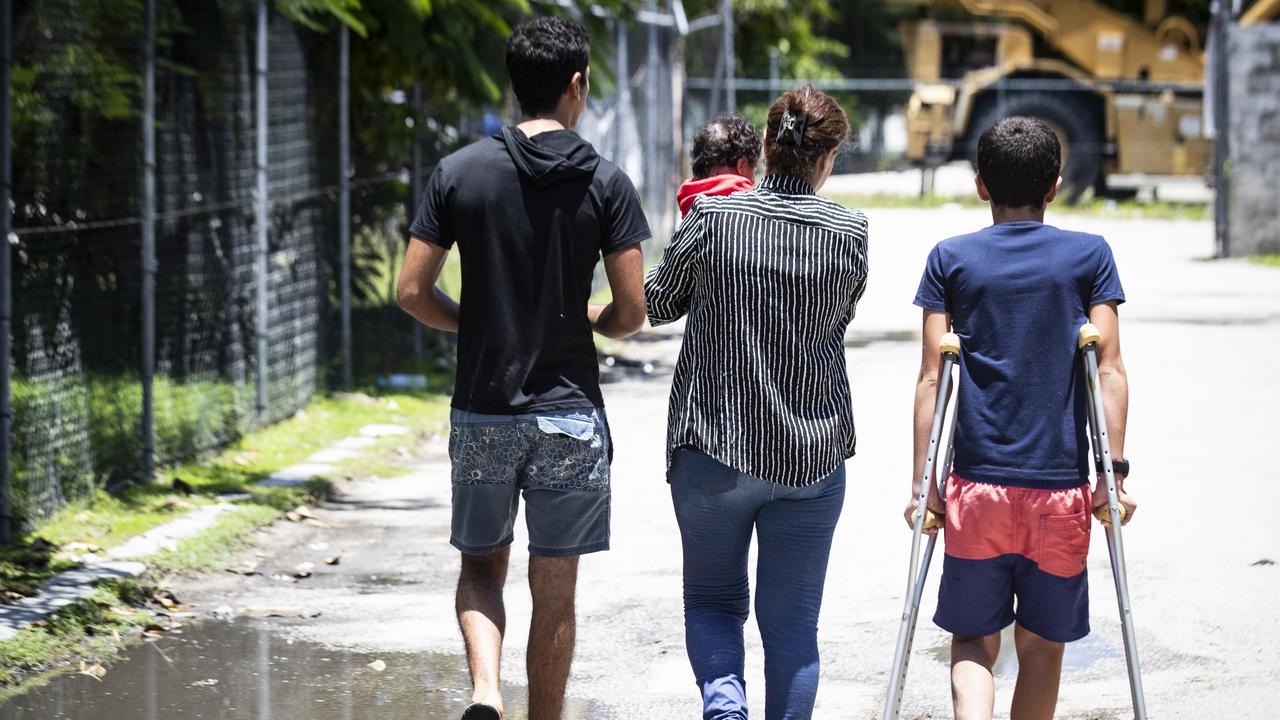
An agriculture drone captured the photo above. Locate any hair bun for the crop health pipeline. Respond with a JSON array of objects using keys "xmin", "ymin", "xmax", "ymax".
[{"xmin": 764, "ymin": 84, "xmax": 852, "ymax": 181}]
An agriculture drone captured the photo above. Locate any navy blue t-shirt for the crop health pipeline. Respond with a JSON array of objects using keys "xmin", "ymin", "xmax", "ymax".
[{"xmin": 914, "ymin": 221, "xmax": 1125, "ymax": 489}]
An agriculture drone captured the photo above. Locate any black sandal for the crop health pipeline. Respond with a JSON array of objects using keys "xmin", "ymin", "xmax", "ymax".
[{"xmin": 461, "ymin": 703, "xmax": 501, "ymax": 720}]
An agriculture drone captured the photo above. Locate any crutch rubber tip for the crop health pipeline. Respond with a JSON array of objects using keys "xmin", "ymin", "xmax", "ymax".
[
  {"xmin": 940, "ymin": 332, "xmax": 960, "ymax": 356},
  {"xmin": 1094, "ymin": 504, "xmax": 1126, "ymax": 525},
  {"xmin": 1078, "ymin": 323, "xmax": 1101, "ymax": 349}
]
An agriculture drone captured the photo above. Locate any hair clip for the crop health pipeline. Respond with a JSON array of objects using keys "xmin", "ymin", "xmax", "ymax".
[{"xmin": 779, "ymin": 108, "xmax": 807, "ymax": 147}]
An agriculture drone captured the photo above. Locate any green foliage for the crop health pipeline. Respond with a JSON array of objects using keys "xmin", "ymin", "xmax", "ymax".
[
  {"xmin": 11, "ymin": 374, "xmax": 247, "ymax": 514},
  {"xmin": 685, "ymin": 0, "xmax": 849, "ymax": 81}
]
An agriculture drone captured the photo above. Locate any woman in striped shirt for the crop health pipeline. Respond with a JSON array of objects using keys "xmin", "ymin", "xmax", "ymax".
[{"xmin": 645, "ymin": 86, "xmax": 868, "ymax": 719}]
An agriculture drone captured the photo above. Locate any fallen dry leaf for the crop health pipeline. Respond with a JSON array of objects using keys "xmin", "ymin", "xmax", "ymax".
[
  {"xmin": 1252, "ymin": 558, "xmax": 1275, "ymax": 566},
  {"xmin": 161, "ymin": 496, "xmax": 197, "ymax": 511},
  {"xmin": 285, "ymin": 505, "xmax": 320, "ymax": 523},
  {"xmin": 152, "ymin": 590, "xmax": 181, "ymax": 611},
  {"xmin": 78, "ymin": 661, "xmax": 107, "ymax": 681},
  {"xmin": 143, "ymin": 623, "xmax": 167, "ymax": 635},
  {"xmin": 292, "ymin": 562, "xmax": 314, "ymax": 580},
  {"xmin": 324, "ymin": 552, "xmax": 343, "ymax": 566},
  {"xmin": 367, "ymin": 659, "xmax": 386, "ymax": 672}
]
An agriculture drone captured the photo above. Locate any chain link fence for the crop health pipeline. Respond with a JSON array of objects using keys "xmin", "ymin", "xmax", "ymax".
[
  {"xmin": 2, "ymin": 0, "xmax": 694, "ymax": 539},
  {"xmin": 4, "ymin": 0, "xmax": 418, "ymax": 534}
]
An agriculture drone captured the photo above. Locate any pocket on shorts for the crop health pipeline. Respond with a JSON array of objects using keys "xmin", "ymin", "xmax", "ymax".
[
  {"xmin": 525, "ymin": 413, "xmax": 608, "ymax": 491},
  {"xmin": 1038, "ymin": 511, "xmax": 1090, "ymax": 578},
  {"xmin": 535, "ymin": 415, "xmax": 596, "ymax": 441}
]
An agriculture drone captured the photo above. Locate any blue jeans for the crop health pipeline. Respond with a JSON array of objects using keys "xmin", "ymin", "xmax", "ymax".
[{"xmin": 669, "ymin": 449, "xmax": 846, "ymax": 720}]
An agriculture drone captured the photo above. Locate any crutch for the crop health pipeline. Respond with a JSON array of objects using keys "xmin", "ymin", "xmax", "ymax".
[
  {"xmin": 1078, "ymin": 323, "xmax": 1147, "ymax": 720},
  {"xmin": 882, "ymin": 332, "xmax": 960, "ymax": 720}
]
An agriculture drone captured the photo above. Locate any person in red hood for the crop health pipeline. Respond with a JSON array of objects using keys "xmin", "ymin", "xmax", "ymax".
[{"xmin": 676, "ymin": 115, "xmax": 762, "ymax": 216}]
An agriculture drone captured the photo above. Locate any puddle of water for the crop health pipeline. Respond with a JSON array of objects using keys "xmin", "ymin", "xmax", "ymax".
[
  {"xmin": 0, "ymin": 620, "xmax": 609, "ymax": 720},
  {"xmin": 929, "ymin": 626, "xmax": 1123, "ymax": 679}
]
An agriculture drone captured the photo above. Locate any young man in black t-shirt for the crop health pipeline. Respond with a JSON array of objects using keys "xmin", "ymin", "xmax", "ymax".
[{"xmin": 397, "ymin": 16, "xmax": 649, "ymax": 720}]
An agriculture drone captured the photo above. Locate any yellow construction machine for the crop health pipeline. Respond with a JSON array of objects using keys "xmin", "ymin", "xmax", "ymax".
[{"xmin": 897, "ymin": 0, "xmax": 1211, "ymax": 199}]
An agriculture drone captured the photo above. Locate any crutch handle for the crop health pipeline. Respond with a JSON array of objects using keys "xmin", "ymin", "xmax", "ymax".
[
  {"xmin": 912, "ymin": 509, "xmax": 945, "ymax": 530},
  {"xmin": 940, "ymin": 332, "xmax": 960, "ymax": 356},
  {"xmin": 1094, "ymin": 504, "xmax": 1127, "ymax": 525},
  {"xmin": 1078, "ymin": 323, "xmax": 1101, "ymax": 349}
]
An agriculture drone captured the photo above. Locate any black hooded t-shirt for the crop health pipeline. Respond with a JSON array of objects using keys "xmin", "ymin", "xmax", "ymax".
[{"xmin": 409, "ymin": 127, "xmax": 650, "ymax": 414}]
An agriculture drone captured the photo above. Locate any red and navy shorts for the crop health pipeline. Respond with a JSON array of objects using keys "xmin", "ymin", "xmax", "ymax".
[{"xmin": 934, "ymin": 474, "xmax": 1092, "ymax": 643}]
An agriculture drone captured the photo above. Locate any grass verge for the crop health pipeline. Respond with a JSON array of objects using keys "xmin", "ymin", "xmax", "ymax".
[
  {"xmin": 0, "ymin": 578, "xmax": 152, "ymax": 702},
  {"xmin": 1249, "ymin": 254, "xmax": 1280, "ymax": 267},
  {"xmin": 829, "ymin": 193, "xmax": 1209, "ymax": 221},
  {"xmin": 0, "ymin": 388, "xmax": 451, "ymax": 695}
]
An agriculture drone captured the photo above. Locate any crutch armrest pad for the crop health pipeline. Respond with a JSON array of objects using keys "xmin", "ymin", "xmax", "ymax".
[
  {"xmin": 1078, "ymin": 323, "xmax": 1101, "ymax": 349},
  {"xmin": 913, "ymin": 509, "xmax": 945, "ymax": 530},
  {"xmin": 939, "ymin": 333, "xmax": 960, "ymax": 356},
  {"xmin": 1093, "ymin": 504, "xmax": 1127, "ymax": 525}
]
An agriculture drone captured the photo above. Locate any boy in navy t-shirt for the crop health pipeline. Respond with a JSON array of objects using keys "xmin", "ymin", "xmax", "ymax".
[{"xmin": 907, "ymin": 116, "xmax": 1137, "ymax": 720}]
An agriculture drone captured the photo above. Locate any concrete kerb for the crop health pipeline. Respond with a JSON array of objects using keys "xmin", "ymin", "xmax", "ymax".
[{"xmin": 0, "ymin": 423, "xmax": 410, "ymax": 642}]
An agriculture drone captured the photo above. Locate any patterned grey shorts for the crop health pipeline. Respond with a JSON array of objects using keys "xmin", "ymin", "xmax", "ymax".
[{"xmin": 448, "ymin": 407, "xmax": 611, "ymax": 557}]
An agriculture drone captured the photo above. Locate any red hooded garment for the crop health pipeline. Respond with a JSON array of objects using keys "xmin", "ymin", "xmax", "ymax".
[{"xmin": 675, "ymin": 173, "xmax": 755, "ymax": 217}]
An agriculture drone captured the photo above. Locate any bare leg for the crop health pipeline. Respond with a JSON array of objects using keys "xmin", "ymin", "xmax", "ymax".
[
  {"xmin": 527, "ymin": 555, "xmax": 579, "ymax": 720},
  {"xmin": 951, "ymin": 633, "xmax": 1000, "ymax": 720},
  {"xmin": 457, "ymin": 548, "xmax": 510, "ymax": 715},
  {"xmin": 1010, "ymin": 624, "xmax": 1065, "ymax": 720}
]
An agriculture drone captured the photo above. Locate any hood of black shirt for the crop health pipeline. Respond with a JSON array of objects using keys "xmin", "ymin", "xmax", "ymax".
[{"xmin": 501, "ymin": 126, "xmax": 600, "ymax": 187}]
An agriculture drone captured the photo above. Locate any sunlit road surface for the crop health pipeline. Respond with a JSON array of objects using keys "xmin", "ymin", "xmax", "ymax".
[{"xmin": 4, "ymin": 207, "xmax": 1277, "ymax": 719}]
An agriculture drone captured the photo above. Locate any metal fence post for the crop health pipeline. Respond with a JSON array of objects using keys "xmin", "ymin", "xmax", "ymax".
[
  {"xmin": 254, "ymin": 0, "xmax": 269, "ymax": 416},
  {"xmin": 338, "ymin": 25, "xmax": 352, "ymax": 387},
  {"xmin": 0, "ymin": 0, "xmax": 13, "ymax": 543},
  {"xmin": 614, "ymin": 19, "xmax": 629, "ymax": 164},
  {"xmin": 1212, "ymin": 0, "xmax": 1231, "ymax": 258},
  {"xmin": 410, "ymin": 83, "xmax": 424, "ymax": 360},
  {"xmin": 768, "ymin": 46, "xmax": 779, "ymax": 100},
  {"xmin": 140, "ymin": 0, "xmax": 156, "ymax": 483},
  {"xmin": 721, "ymin": 0, "xmax": 735, "ymax": 113},
  {"xmin": 645, "ymin": 1, "xmax": 659, "ymax": 218}
]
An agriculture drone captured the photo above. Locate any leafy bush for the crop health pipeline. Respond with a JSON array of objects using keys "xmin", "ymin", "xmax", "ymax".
[{"xmin": 10, "ymin": 373, "xmax": 247, "ymax": 526}]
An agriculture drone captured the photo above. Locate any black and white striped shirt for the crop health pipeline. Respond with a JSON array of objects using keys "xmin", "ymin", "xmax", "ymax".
[{"xmin": 645, "ymin": 173, "xmax": 869, "ymax": 487}]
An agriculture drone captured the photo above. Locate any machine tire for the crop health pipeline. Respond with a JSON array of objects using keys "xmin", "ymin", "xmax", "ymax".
[{"xmin": 967, "ymin": 91, "xmax": 1104, "ymax": 204}]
